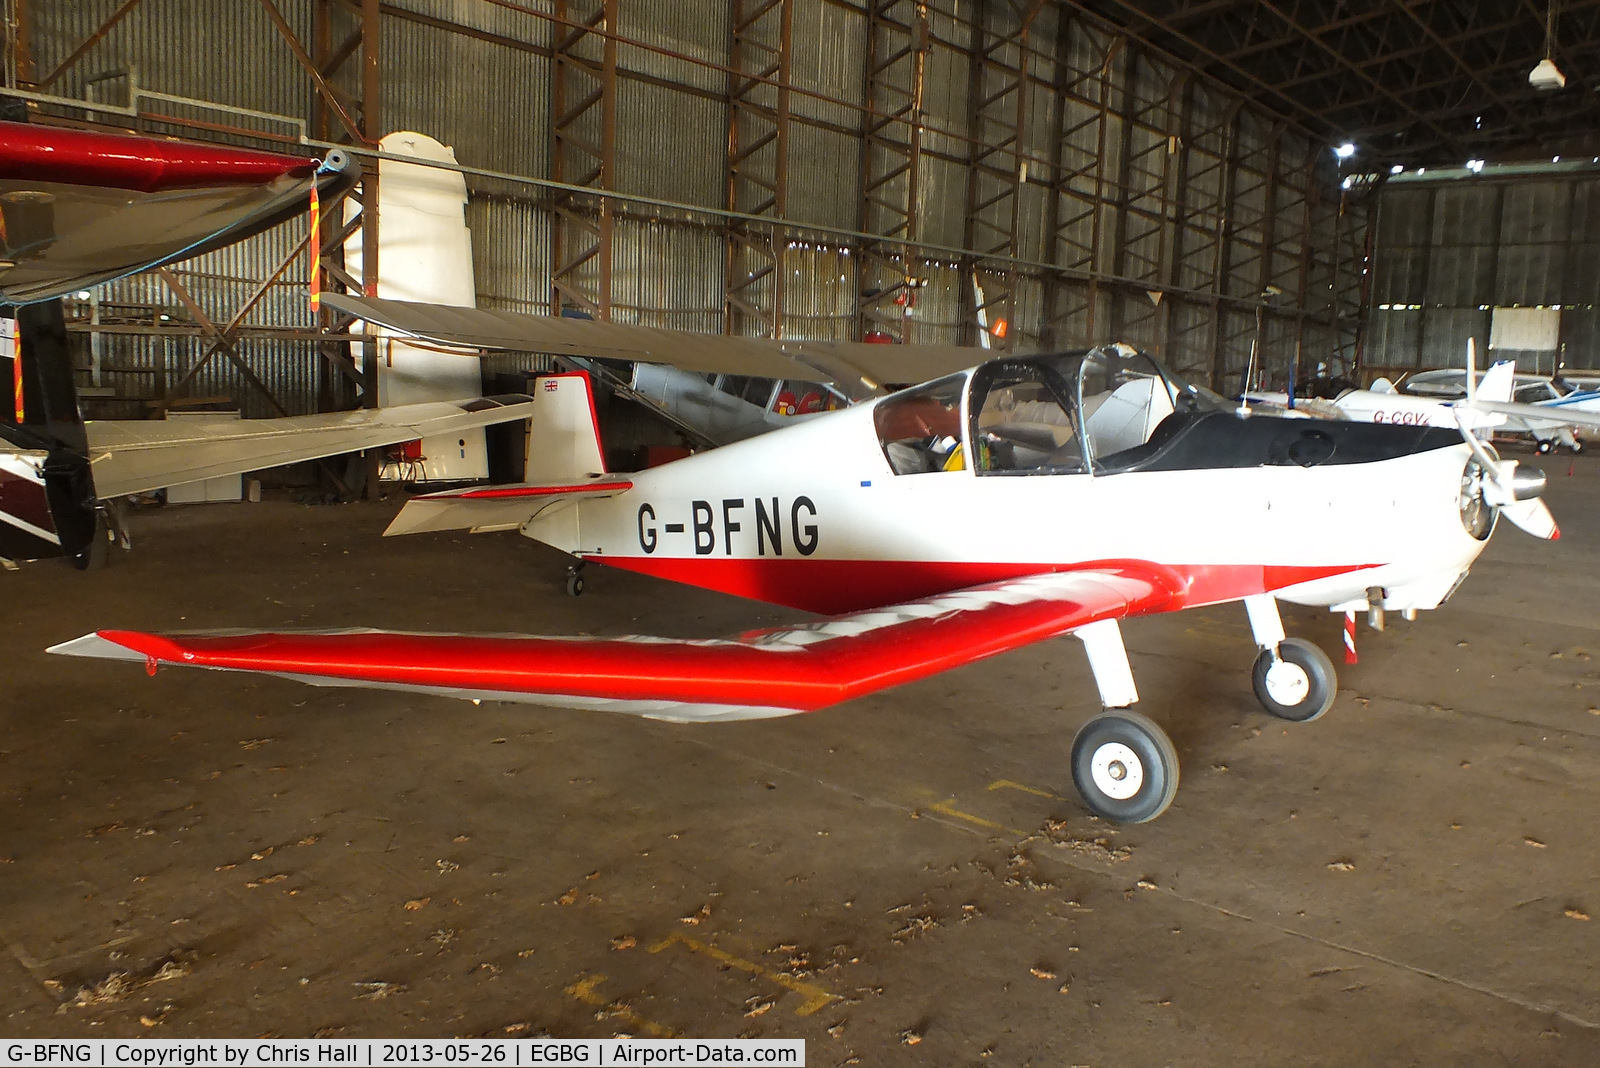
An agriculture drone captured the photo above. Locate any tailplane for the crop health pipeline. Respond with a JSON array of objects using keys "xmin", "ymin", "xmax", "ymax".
[{"xmin": 383, "ymin": 371, "xmax": 616, "ymax": 540}]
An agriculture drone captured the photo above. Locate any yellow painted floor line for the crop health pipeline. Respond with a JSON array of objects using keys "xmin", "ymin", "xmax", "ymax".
[
  {"xmin": 928, "ymin": 798, "xmax": 1026, "ymax": 837},
  {"xmin": 565, "ymin": 973, "xmax": 675, "ymax": 1037},
  {"xmin": 648, "ymin": 932, "xmax": 836, "ymax": 1016},
  {"xmin": 987, "ymin": 778, "xmax": 1069, "ymax": 802}
]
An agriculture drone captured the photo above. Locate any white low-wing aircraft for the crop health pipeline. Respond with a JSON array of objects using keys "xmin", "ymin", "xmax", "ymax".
[
  {"xmin": 1249, "ymin": 344, "xmax": 1600, "ymax": 452},
  {"xmin": 53, "ymin": 343, "xmax": 1557, "ymax": 823},
  {"xmin": 1399, "ymin": 365, "xmax": 1600, "ymax": 454}
]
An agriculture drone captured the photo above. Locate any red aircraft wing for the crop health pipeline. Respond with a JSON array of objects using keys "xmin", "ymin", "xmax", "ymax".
[
  {"xmin": 50, "ymin": 566, "xmax": 1181, "ymax": 721},
  {"xmin": 0, "ymin": 120, "xmax": 354, "ymax": 303}
]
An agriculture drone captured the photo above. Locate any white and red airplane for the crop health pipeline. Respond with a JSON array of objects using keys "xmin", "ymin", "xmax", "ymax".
[{"xmin": 52, "ymin": 343, "xmax": 1558, "ymax": 823}]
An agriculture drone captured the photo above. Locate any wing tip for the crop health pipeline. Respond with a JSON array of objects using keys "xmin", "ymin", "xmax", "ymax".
[{"xmin": 47, "ymin": 631, "xmax": 149, "ymax": 661}]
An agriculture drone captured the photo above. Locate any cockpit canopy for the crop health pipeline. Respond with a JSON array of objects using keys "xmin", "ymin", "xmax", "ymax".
[{"xmin": 873, "ymin": 344, "xmax": 1220, "ymax": 477}]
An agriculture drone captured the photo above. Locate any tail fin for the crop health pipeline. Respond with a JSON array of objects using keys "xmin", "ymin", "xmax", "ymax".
[
  {"xmin": 526, "ymin": 371, "xmax": 606, "ymax": 481},
  {"xmin": 1, "ymin": 299, "xmax": 104, "ymax": 567},
  {"xmin": 1478, "ymin": 360, "xmax": 1516, "ymax": 404},
  {"xmin": 381, "ymin": 372, "xmax": 610, "ymax": 543}
]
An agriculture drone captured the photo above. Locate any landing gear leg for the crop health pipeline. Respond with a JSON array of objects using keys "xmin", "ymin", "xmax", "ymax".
[
  {"xmin": 1068, "ymin": 619, "xmax": 1179, "ymax": 824},
  {"xmin": 565, "ymin": 561, "xmax": 586, "ymax": 597},
  {"xmin": 1245, "ymin": 594, "xmax": 1336, "ymax": 722}
]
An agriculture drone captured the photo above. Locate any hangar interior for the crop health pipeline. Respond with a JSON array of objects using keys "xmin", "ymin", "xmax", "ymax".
[
  {"xmin": 1, "ymin": 0, "xmax": 1410, "ymax": 420},
  {"xmin": 11, "ymin": 2, "xmax": 1600, "ymax": 419},
  {"xmin": 6, "ymin": 0, "xmax": 1600, "ymax": 1062}
]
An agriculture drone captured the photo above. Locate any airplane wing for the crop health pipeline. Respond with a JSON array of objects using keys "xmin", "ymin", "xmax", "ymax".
[
  {"xmin": 85, "ymin": 394, "xmax": 536, "ymax": 499},
  {"xmin": 1, "ymin": 120, "xmax": 355, "ymax": 304},
  {"xmin": 322, "ymin": 294, "xmax": 985, "ymax": 393},
  {"xmin": 1468, "ymin": 398, "xmax": 1600, "ymax": 433},
  {"xmin": 49, "ymin": 566, "xmax": 1179, "ymax": 721},
  {"xmin": 382, "ymin": 477, "xmax": 635, "ymax": 537}
]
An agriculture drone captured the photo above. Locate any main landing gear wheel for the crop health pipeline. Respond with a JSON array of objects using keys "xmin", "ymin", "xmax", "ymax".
[
  {"xmin": 1571, "ymin": 439, "xmax": 1586, "ymax": 455},
  {"xmin": 1251, "ymin": 637, "xmax": 1337, "ymax": 722},
  {"xmin": 1537, "ymin": 439, "xmax": 1555, "ymax": 455},
  {"xmin": 1070, "ymin": 710, "xmax": 1180, "ymax": 824},
  {"xmin": 565, "ymin": 568, "xmax": 585, "ymax": 597}
]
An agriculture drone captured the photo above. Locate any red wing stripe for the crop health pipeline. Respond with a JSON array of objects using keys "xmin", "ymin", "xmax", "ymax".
[{"xmin": 78, "ymin": 570, "xmax": 1173, "ymax": 716}]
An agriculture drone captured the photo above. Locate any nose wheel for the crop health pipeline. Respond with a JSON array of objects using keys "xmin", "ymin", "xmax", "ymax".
[
  {"xmin": 1251, "ymin": 637, "xmax": 1336, "ymax": 721},
  {"xmin": 1070, "ymin": 710, "xmax": 1180, "ymax": 824},
  {"xmin": 565, "ymin": 564, "xmax": 586, "ymax": 597}
]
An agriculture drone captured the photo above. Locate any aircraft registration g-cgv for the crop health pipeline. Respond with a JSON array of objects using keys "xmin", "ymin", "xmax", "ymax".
[{"xmin": 54, "ymin": 341, "xmax": 1560, "ymax": 823}]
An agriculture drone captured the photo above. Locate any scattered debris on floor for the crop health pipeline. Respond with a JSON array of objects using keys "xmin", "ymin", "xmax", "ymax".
[
  {"xmin": 353, "ymin": 981, "xmax": 407, "ymax": 1000},
  {"xmin": 1040, "ymin": 819, "xmax": 1132, "ymax": 863},
  {"xmin": 66, "ymin": 958, "xmax": 190, "ymax": 1009}
]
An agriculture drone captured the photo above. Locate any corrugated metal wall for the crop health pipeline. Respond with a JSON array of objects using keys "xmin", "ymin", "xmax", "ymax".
[
  {"xmin": 17, "ymin": 0, "xmax": 1360, "ymax": 413},
  {"xmin": 1370, "ymin": 173, "xmax": 1600, "ymax": 374}
]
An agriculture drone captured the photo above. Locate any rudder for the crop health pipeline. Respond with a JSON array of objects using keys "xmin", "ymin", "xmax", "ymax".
[{"xmin": 526, "ymin": 371, "xmax": 606, "ymax": 481}]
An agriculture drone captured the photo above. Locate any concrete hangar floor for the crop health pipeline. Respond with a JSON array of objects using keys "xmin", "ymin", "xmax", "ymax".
[{"xmin": 2, "ymin": 452, "xmax": 1598, "ymax": 1064}]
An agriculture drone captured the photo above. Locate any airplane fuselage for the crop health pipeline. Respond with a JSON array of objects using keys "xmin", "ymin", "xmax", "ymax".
[
  {"xmin": 525, "ymin": 400, "xmax": 1488, "ymax": 619},
  {"xmin": 1326, "ymin": 389, "xmax": 1501, "ymax": 431}
]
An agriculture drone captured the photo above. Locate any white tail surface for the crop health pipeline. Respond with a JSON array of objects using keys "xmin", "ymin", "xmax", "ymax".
[
  {"xmin": 1478, "ymin": 360, "xmax": 1517, "ymax": 404},
  {"xmin": 347, "ymin": 131, "xmax": 487, "ymax": 481},
  {"xmin": 527, "ymin": 372, "xmax": 606, "ymax": 481}
]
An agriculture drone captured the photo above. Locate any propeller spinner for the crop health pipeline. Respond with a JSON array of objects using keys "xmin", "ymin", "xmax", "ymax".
[{"xmin": 1455, "ymin": 414, "xmax": 1559, "ymax": 540}]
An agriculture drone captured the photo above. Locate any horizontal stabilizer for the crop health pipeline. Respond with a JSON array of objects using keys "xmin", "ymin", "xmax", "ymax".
[
  {"xmin": 50, "ymin": 567, "xmax": 1177, "ymax": 721},
  {"xmin": 384, "ymin": 477, "xmax": 634, "ymax": 537}
]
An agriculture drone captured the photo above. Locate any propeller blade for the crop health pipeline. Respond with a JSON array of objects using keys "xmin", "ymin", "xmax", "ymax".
[
  {"xmin": 1453, "ymin": 411, "xmax": 1559, "ymax": 538},
  {"xmin": 1501, "ymin": 497, "xmax": 1560, "ymax": 540},
  {"xmin": 1465, "ymin": 337, "xmax": 1477, "ymax": 402},
  {"xmin": 1453, "ymin": 410, "xmax": 1500, "ymax": 477}
]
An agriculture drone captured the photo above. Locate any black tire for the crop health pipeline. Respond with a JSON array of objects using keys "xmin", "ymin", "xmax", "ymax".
[
  {"xmin": 71, "ymin": 513, "xmax": 112, "ymax": 572},
  {"xmin": 1070, "ymin": 710, "xmax": 1180, "ymax": 824},
  {"xmin": 1570, "ymin": 439, "xmax": 1586, "ymax": 455},
  {"xmin": 1537, "ymin": 439, "xmax": 1555, "ymax": 455},
  {"xmin": 565, "ymin": 570, "xmax": 585, "ymax": 597},
  {"xmin": 1251, "ymin": 637, "xmax": 1336, "ymax": 722}
]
